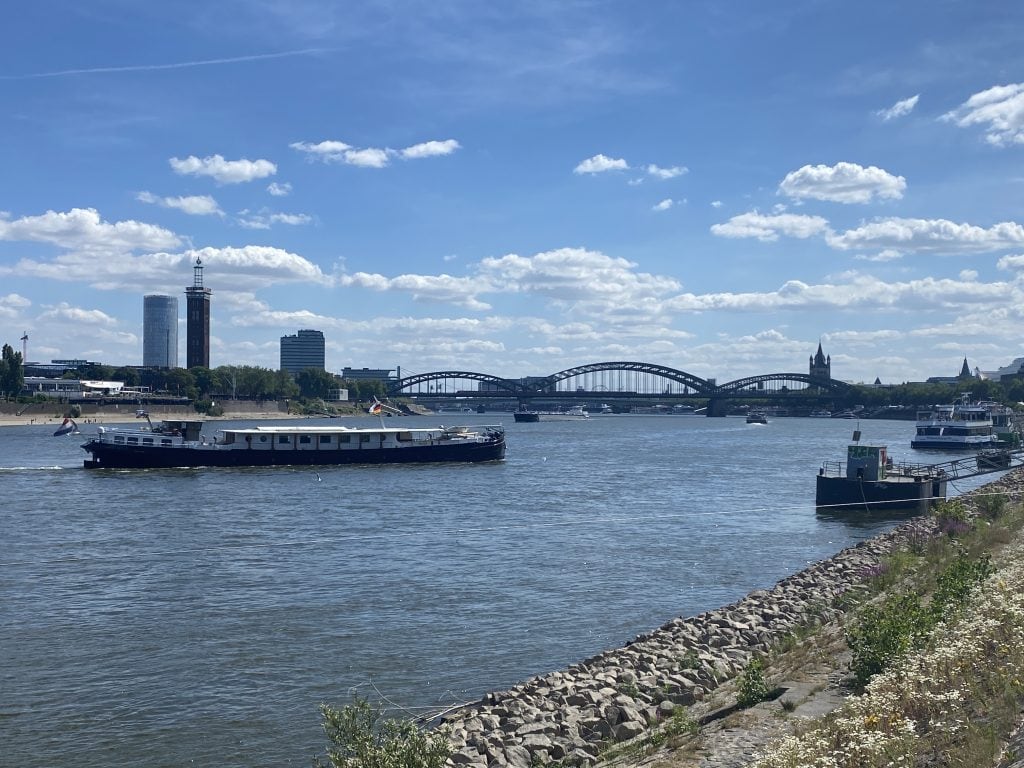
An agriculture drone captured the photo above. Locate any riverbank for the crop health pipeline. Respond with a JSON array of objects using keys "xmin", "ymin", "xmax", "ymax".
[{"xmin": 435, "ymin": 469, "xmax": 1024, "ymax": 768}]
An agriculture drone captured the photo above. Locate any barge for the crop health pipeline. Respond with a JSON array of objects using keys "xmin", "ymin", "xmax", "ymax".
[{"xmin": 81, "ymin": 417, "xmax": 506, "ymax": 469}]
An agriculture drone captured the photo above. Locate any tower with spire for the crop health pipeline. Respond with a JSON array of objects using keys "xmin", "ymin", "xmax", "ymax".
[
  {"xmin": 185, "ymin": 257, "xmax": 212, "ymax": 369},
  {"xmin": 809, "ymin": 341, "xmax": 831, "ymax": 380},
  {"xmin": 958, "ymin": 357, "xmax": 972, "ymax": 379}
]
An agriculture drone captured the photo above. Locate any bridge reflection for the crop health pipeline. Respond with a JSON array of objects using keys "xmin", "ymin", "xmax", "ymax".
[{"xmin": 388, "ymin": 361, "xmax": 852, "ymax": 416}]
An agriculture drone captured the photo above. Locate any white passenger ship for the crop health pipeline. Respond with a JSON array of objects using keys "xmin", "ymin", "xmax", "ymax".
[{"xmin": 911, "ymin": 395, "xmax": 1014, "ymax": 450}]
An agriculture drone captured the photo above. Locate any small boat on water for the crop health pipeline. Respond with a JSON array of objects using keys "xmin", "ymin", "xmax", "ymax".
[
  {"xmin": 809, "ymin": 410, "xmax": 832, "ymax": 418},
  {"xmin": 911, "ymin": 395, "xmax": 1017, "ymax": 450},
  {"xmin": 80, "ymin": 413, "xmax": 506, "ymax": 469},
  {"xmin": 746, "ymin": 412, "xmax": 768, "ymax": 424},
  {"xmin": 513, "ymin": 405, "xmax": 589, "ymax": 423}
]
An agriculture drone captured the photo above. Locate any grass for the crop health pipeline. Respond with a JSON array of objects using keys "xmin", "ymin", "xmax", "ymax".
[{"xmin": 747, "ymin": 486, "xmax": 1024, "ymax": 768}]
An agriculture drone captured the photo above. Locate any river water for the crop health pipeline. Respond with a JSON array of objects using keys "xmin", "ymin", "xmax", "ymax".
[{"xmin": 0, "ymin": 414, "xmax": 994, "ymax": 767}]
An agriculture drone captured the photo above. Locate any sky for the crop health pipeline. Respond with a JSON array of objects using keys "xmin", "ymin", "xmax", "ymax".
[{"xmin": 1, "ymin": 1, "xmax": 1023, "ymax": 385}]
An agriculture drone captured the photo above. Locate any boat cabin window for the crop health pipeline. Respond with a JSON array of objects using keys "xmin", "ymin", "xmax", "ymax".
[
  {"xmin": 339, "ymin": 435, "xmax": 351, "ymax": 444},
  {"xmin": 397, "ymin": 431, "xmax": 414, "ymax": 441},
  {"xmin": 143, "ymin": 437, "xmax": 154, "ymax": 445},
  {"xmin": 160, "ymin": 439, "xmax": 172, "ymax": 446},
  {"xmin": 278, "ymin": 436, "xmax": 290, "ymax": 444},
  {"xmin": 319, "ymin": 435, "xmax": 331, "ymax": 444},
  {"xmin": 299, "ymin": 435, "xmax": 312, "ymax": 444},
  {"xmin": 127, "ymin": 437, "xmax": 139, "ymax": 445},
  {"xmin": 114, "ymin": 435, "xmax": 125, "ymax": 444},
  {"xmin": 360, "ymin": 434, "xmax": 372, "ymax": 443},
  {"xmin": 259, "ymin": 436, "xmax": 267, "ymax": 443}
]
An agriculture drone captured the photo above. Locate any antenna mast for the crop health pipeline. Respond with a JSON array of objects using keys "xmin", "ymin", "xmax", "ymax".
[{"xmin": 20, "ymin": 331, "xmax": 28, "ymax": 361}]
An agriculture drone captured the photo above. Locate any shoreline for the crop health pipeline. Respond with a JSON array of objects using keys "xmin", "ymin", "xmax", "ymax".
[{"xmin": 438, "ymin": 469, "xmax": 1024, "ymax": 767}]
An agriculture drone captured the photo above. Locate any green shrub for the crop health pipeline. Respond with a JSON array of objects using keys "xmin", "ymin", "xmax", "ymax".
[
  {"xmin": 847, "ymin": 593, "xmax": 931, "ymax": 688},
  {"xmin": 737, "ymin": 658, "xmax": 770, "ymax": 708},
  {"xmin": 978, "ymin": 493, "xmax": 1008, "ymax": 520},
  {"xmin": 314, "ymin": 696, "xmax": 451, "ymax": 768}
]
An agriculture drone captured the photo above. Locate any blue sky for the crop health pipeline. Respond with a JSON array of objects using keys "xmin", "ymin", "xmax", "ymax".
[{"xmin": 1, "ymin": 1, "xmax": 1023, "ymax": 384}]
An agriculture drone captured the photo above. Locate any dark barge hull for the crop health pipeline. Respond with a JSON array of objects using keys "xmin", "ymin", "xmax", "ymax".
[
  {"xmin": 815, "ymin": 474, "xmax": 947, "ymax": 513},
  {"xmin": 82, "ymin": 438, "xmax": 506, "ymax": 469},
  {"xmin": 513, "ymin": 412, "xmax": 540, "ymax": 423}
]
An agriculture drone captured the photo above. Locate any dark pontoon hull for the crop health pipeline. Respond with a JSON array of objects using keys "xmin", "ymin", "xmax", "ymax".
[
  {"xmin": 815, "ymin": 474, "xmax": 947, "ymax": 513},
  {"xmin": 82, "ymin": 437, "xmax": 506, "ymax": 469}
]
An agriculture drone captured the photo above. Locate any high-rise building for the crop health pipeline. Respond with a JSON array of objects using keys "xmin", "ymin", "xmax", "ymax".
[
  {"xmin": 143, "ymin": 294, "xmax": 178, "ymax": 368},
  {"xmin": 185, "ymin": 257, "xmax": 212, "ymax": 369},
  {"xmin": 280, "ymin": 329, "xmax": 326, "ymax": 375}
]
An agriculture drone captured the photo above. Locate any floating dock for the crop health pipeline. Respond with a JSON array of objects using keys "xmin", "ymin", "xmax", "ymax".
[{"xmin": 815, "ymin": 442, "xmax": 1024, "ymax": 513}]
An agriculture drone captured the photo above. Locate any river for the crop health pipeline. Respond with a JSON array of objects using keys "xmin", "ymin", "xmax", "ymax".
[{"xmin": 0, "ymin": 414, "xmax": 992, "ymax": 767}]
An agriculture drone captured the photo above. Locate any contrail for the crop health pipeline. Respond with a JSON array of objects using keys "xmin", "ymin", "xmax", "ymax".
[{"xmin": 0, "ymin": 47, "xmax": 334, "ymax": 80}]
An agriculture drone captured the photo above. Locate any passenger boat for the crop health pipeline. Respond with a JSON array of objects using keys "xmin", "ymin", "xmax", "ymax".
[
  {"xmin": 910, "ymin": 395, "xmax": 1016, "ymax": 450},
  {"xmin": 81, "ymin": 415, "xmax": 506, "ymax": 469},
  {"xmin": 746, "ymin": 412, "xmax": 768, "ymax": 424}
]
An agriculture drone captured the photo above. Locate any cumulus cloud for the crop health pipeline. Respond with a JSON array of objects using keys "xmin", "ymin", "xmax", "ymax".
[
  {"xmin": 647, "ymin": 164, "xmax": 688, "ymax": 179},
  {"xmin": 399, "ymin": 139, "xmax": 461, "ymax": 159},
  {"xmin": 169, "ymin": 154, "xmax": 277, "ymax": 184},
  {"xmin": 998, "ymin": 254, "xmax": 1024, "ymax": 271},
  {"xmin": 0, "ymin": 207, "xmax": 181, "ymax": 252},
  {"xmin": 942, "ymin": 83, "xmax": 1024, "ymax": 146},
  {"xmin": 137, "ymin": 191, "xmax": 223, "ymax": 216},
  {"xmin": 711, "ymin": 200, "xmax": 723, "ymax": 208},
  {"xmin": 573, "ymin": 154, "xmax": 629, "ymax": 174},
  {"xmin": 290, "ymin": 138, "xmax": 461, "ymax": 167},
  {"xmin": 827, "ymin": 217, "xmax": 1024, "ymax": 254},
  {"xmin": 267, "ymin": 182, "xmax": 292, "ymax": 197},
  {"xmin": 778, "ymin": 162, "xmax": 906, "ymax": 203},
  {"xmin": 876, "ymin": 94, "xmax": 920, "ymax": 121},
  {"xmin": 710, "ymin": 211, "xmax": 830, "ymax": 241},
  {"xmin": 653, "ymin": 199, "xmax": 674, "ymax": 211},
  {"xmin": 38, "ymin": 302, "xmax": 119, "ymax": 326}
]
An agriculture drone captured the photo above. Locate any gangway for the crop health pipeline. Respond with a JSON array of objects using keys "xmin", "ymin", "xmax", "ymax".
[{"xmin": 890, "ymin": 448, "xmax": 1024, "ymax": 483}]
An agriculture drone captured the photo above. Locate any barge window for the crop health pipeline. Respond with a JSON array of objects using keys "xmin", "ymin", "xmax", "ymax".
[
  {"xmin": 143, "ymin": 438, "xmax": 154, "ymax": 445},
  {"xmin": 397, "ymin": 431, "xmax": 413, "ymax": 441},
  {"xmin": 114, "ymin": 435, "xmax": 125, "ymax": 444},
  {"xmin": 319, "ymin": 435, "xmax": 331, "ymax": 444},
  {"xmin": 339, "ymin": 435, "xmax": 351, "ymax": 444},
  {"xmin": 259, "ymin": 436, "xmax": 268, "ymax": 443},
  {"xmin": 360, "ymin": 434, "xmax": 372, "ymax": 443},
  {"xmin": 278, "ymin": 436, "xmax": 290, "ymax": 444},
  {"xmin": 160, "ymin": 439, "xmax": 172, "ymax": 446},
  {"xmin": 127, "ymin": 437, "xmax": 139, "ymax": 445},
  {"xmin": 299, "ymin": 435, "xmax": 312, "ymax": 444}
]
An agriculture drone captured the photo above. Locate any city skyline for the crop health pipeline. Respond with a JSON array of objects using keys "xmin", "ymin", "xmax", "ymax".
[{"xmin": 1, "ymin": 2, "xmax": 1023, "ymax": 384}]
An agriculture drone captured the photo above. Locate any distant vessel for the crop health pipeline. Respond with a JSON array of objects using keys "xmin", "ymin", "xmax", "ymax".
[
  {"xmin": 81, "ymin": 416, "xmax": 506, "ymax": 469},
  {"xmin": 513, "ymin": 405, "xmax": 589, "ymax": 423},
  {"xmin": 910, "ymin": 395, "xmax": 1016, "ymax": 450},
  {"xmin": 746, "ymin": 412, "xmax": 768, "ymax": 424},
  {"xmin": 809, "ymin": 410, "xmax": 832, "ymax": 418}
]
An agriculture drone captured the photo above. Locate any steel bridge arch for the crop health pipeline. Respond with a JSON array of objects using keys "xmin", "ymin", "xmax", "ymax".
[
  {"xmin": 713, "ymin": 373, "xmax": 853, "ymax": 395},
  {"xmin": 389, "ymin": 370, "xmax": 522, "ymax": 395},
  {"xmin": 544, "ymin": 361, "xmax": 712, "ymax": 394}
]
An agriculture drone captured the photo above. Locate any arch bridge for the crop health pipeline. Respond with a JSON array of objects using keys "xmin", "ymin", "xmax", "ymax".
[{"xmin": 388, "ymin": 362, "xmax": 853, "ymax": 414}]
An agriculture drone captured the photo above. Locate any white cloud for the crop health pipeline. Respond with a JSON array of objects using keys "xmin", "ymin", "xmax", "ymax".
[
  {"xmin": 0, "ymin": 207, "xmax": 181, "ymax": 252},
  {"xmin": 855, "ymin": 248, "xmax": 904, "ymax": 262},
  {"xmin": 267, "ymin": 182, "xmax": 292, "ymax": 197},
  {"xmin": 778, "ymin": 162, "xmax": 906, "ymax": 203},
  {"xmin": 997, "ymin": 254, "xmax": 1024, "ymax": 271},
  {"xmin": 290, "ymin": 138, "xmax": 460, "ymax": 168},
  {"xmin": 711, "ymin": 200, "xmax": 723, "ymax": 208},
  {"xmin": 169, "ymin": 154, "xmax": 277, "ymax": 184},
  {"xmin": 652, "ymin": 199, "xmax": 674, "ymax": 211},
  {"xmin": 827, "ymin": 217, "xmax": 1024, "ymax": 254},
  {"xmin": 236, "ymin": 210, "xmax": 313, "ymax": 229},
  {"xmin": 38, "ymin": 302, "xmax": 118, "ymax": 326},
  {"xmin": 573, "ymin": 154, "xmax": 629, "ymax": 174},
  {"xmin": 942, "ymin": 83, "xmax": 1024, "ymax": 146},
  {"xmin": 710, "ymin": 211, "xmax": 830, "ymax": 241},
  {"xmin": 876, "ymin": 94, "xmax": 920, "ymax": 121},
  {"xmin": 137, "ymin": 191, "xmax": 223, "ymax": 216},
  {"xmin": 647, "ymin": 164, "xmax": 688, "ymax": 179},
  {"xmin": 399, "ymin": 139, "xmax": 461, "ymax": 159}
]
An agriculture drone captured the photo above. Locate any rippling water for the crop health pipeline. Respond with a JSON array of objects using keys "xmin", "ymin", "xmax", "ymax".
[{"xmin": 0, "ymin": 414, "xmax": 994, "ymax": 767}]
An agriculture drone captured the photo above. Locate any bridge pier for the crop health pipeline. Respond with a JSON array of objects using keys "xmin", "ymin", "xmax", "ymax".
[{"xmin": 706, "ymin": 398, "xmax": 729, "ymax": 417}]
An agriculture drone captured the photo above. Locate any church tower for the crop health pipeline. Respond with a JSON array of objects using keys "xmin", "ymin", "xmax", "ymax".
[{"xmin": 809, "ymin": 341, "xmax": 831, "ymax": 380}]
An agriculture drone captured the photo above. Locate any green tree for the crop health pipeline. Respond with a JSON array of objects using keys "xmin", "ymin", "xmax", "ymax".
[
  {"xmin": 0, "ymin": 343, "xmax": 25, "ymax": 399},
  {"xmin": 314, "ymin": 696, "xmax": 451, "ymax": 768},
  {"xmin": 296, "ymin": 368, "xmax": 341, "ymax": 399}
]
